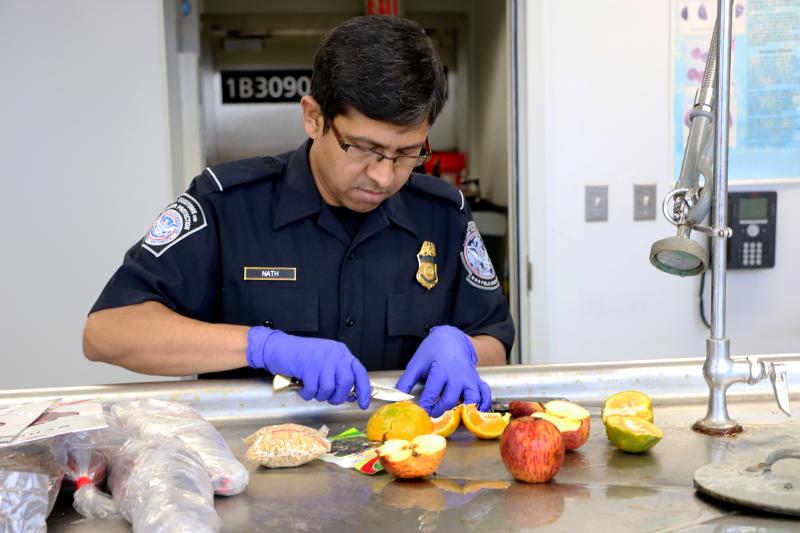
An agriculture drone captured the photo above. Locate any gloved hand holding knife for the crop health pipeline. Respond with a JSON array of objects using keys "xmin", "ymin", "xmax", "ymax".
[{"xmin": 246, "ymin": 327, "xmax": 372, "ymax": 410}]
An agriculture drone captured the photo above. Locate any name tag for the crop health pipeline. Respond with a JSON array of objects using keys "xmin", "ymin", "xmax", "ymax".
[{"xmin": 243, "ymin": 267, "xmax": 297, "ymax": 281}]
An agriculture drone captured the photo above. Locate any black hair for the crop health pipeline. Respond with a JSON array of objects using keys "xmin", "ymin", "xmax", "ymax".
[{"xmin": 311, "ymin": 15, "xmax": 447, "ymax": 129}]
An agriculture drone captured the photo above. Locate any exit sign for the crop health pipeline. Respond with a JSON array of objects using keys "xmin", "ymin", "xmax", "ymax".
[{"xmin": 365, "ymin": 0, "xmax": 401, "ymax": 16}]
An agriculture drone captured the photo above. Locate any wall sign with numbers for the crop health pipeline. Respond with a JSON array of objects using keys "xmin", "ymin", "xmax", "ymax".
[{"xmin": 221, "ymin": 70, "xmax": 312, "ymax": 104}]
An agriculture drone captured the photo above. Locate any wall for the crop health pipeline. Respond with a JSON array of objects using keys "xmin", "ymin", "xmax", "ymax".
[
  {"xmin": 522, "ymin": 0, "xmax": 800, "ymax": 364},
  {"xmin": 0, "ymin": 1, "xmax": 177, "ymax": 387},
  {"xmin": 470, "ymin": 0, "xmax": 510, "ymax": 205}
]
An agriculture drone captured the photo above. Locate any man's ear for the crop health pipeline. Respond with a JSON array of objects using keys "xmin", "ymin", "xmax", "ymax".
[{"xmin": 300, "ymin": 95, "xmax": 325, "ymax": 139}]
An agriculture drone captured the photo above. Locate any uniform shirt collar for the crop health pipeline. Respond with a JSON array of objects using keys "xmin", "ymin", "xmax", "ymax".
[
  {"xmin": 380, "ymin": 188, "xmax": 419, "ymax": 238},
  {"xmin": 273, "ymin": 140, "xmax": 322, "ymax": 230},
  {"xmin": 273, "ymin": 139, "xmax": 419, "ymax": 238}
]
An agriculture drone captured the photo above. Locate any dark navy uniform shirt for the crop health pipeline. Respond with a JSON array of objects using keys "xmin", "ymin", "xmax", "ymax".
[{"xmin": 91, "ymin": 141, "xmax": 515, "ymax": 377}]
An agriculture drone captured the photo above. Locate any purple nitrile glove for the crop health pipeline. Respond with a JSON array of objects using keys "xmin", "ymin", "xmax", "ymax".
[
  {"xmin": 395, "ymin": 325, "xmax": 492, "ymax": 418},
  {"xmin": 246, "ymin": 327, "xmax": 371, "ymax": 410}
]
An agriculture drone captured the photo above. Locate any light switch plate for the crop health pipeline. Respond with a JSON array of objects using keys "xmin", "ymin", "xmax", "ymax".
[
  {"xmin": 634, "ymin": 184, "xmax": 657, "ymax": 221},
  {"xmin": 585, "ymin": 185, "xmax": 608, "ymax": 222}
]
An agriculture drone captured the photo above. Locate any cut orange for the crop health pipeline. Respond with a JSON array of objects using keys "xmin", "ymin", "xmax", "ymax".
[
  {"xmin": 366, "ymin": 401, "xmax": 434, "ymax": 442},
  {"xmin": 462, "ymin": 403, "xmax": 511, "ymax": 439},
  {"xmin": 602, "ymin": 391, "xmax": 654, "ymax": 423},
  {"xmin": 431, "ymin": 405, "xmax": 462, "ymax": 438},
  {"xmin": 604, "ymin": 414, "xmax": 663, "ymax": 453}
]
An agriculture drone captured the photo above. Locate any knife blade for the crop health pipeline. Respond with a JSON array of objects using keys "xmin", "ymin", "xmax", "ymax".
[
  {"xmin": 272, "ymin": 374, "xmax": 414, "ymax": 402},
  {"xmin": 491, "ymin": 397, "xmax": 567, "ymax": 413}
]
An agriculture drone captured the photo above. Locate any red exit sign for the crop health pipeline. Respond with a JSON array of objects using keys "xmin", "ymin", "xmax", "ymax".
[{"xmin": 365, "ymin": 0, "xmax": 401, "ymax": 16}]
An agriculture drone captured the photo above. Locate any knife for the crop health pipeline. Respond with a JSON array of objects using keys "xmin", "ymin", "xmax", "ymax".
[
  {"xmin": 272, "ymin": 374, "xmax": 414, "ymax": 402},
  {"xmin": 491, "ymin": 397, "xmax": 567, "ymax": 413}
]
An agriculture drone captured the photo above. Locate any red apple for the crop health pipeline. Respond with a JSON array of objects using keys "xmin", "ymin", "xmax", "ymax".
[
  {"xmin": 540, "ymin": 400, "xmax": 591, "ymax": 450},
  {"xmin": 499, "ymin": 418, "xmax": 565, "ymax": 483},
  {"xmin": 508, "ymin": 400, "xmax": 545, "ymax": 418}
]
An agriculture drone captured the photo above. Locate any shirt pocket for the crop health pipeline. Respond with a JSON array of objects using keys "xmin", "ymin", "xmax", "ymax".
[
  {"xmin": 387, "ymin": 293, "xmax": 452, "ymax": 338},
  {"xmin": 221, "ymin": 287, "xmax": 319, "ymax": 333}
]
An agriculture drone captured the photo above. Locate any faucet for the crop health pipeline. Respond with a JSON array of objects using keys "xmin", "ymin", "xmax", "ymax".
[
  {"xmin": 650, "ymin": 0, "xmax": 790, "ymax": 434},
  {"xmin": 695, "ymin": 340, "xmax": 790, "ymax": 434}
]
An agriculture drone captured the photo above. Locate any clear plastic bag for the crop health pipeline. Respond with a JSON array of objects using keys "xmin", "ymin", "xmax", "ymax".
[
  {"xmin": 111, "ymin": 399, "xmax": 248, "ymax": 496},
  {"xmin": 108, "ymin": 438, "xmax": 220, "ymax": 533},
  {"xmin": 0, "ymin": 471, "xmax": 50, "ymax": 533},
  {"xmin": 244, "ymin": 424, "xmax": 330, "ymax": 468},
  {"xmin": 0, "ymin": 441, "xmax": 64, "ymax": 523},
  {"xmin": 55, "ymin": 430, "xmax": 119, "ymax": 519}
]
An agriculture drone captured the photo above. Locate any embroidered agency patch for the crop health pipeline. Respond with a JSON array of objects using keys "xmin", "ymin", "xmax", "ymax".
[
  {"xmin": 460, "ymin": 221, "xmax": 499, "ymax": 290},
  {"xmin": 141, "ymin": 193, "xmax": 207, "ymax": 257}
]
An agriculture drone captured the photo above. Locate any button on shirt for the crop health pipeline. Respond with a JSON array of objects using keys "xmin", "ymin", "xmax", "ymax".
[{"xmin": 91, "ymin": 141, "xmax": 515, "ymax": 378}]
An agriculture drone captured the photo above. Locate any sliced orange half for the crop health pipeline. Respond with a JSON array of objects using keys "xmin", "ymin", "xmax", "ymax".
[
  {"xmin": 431, "ymin": 404, "xmax": 462, "ymax": 438},
  {"xmin": 462, "ymin": 403, "xmax": 511, "ymax": 439},
  {"xmin": 602, "ymin": 391, "xmax": 654, "ymax": 423}
]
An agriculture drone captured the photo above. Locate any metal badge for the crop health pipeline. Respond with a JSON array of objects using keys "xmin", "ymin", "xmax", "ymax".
[{"xmin": 416, "ymin": 241, "xmax": 438, "ymax": 290}]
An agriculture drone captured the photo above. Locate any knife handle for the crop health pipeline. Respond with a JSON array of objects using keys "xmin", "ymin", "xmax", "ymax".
[{"xmin": 273, "ymin": 374, "xmax": 301, "ymax": 391}]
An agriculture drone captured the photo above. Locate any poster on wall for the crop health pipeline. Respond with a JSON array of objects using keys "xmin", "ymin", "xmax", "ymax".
[{"xmin": 671, "ymin": 0, "xmax": 800, "ymax": 184}]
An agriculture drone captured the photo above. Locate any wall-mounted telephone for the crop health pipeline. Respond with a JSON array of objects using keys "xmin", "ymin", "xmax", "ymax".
[{"xmin": 727, "ymin": 191, "xmax": 777, "ymax": 269}]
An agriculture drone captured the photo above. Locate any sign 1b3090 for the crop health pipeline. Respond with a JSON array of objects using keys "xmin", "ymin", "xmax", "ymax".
[{"xmin": 221, "ymin": 70, "xmax": 312, "ymax": 104}]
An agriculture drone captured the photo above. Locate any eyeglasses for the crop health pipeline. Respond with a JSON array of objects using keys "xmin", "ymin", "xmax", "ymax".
[{"xmin": 327, "ymin": 119, "xmax": 431, "ymax": 172}]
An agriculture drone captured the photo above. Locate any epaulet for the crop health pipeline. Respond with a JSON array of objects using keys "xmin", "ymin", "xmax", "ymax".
[
  {"xmin": 197, "ymin": 156, "xmax": 286, "ymax": 194},
  {"xmin": 403, "ymin": 173, "xmax": 466, "ymax": 211}
]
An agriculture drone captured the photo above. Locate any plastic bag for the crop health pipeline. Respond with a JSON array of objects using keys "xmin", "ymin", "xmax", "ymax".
[
  {"xmin": 244, "ymin": 424, "xmax": 330, "ymax": 468},
  {"xmin": 108, "ymin": 437, "xmax": 220, "ymax": 533},
  {"xmin": 111, "ymin": 399, "xmax": 248, "ymax": 496},
  {"xmin": 55, "ymin": 430, "xmax": 119, "ymax": 519},
  {"xmin": 0, "ymin": 471, "xmax": 50, "ymax": 533},
  {"xmin": 0, "ymin": 441, "xmax": 64, "ymax": 522}
]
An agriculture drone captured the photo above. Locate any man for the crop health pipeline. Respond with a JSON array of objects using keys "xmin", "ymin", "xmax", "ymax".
[{"xmin": 83, "ymin": 15, "xmax": 514, "ymax": 418}]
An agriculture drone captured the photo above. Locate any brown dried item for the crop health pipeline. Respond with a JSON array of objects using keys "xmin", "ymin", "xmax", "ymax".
[{"xmin": 244, "ymin": 424, "xmax": 331, "ymax": 468}]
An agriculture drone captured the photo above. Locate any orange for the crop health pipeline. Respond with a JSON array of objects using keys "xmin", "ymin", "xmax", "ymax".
[
  {"xmin": 602, "ymin": 391, "xmax": 654, "ymax": 423},
  {"xmin": 461, "ymin": 403, "xmax": 511, "ymax": 439},
  {"xmin": 366, "ymin": 401, "xmax": 434, "ymax": 442},
  {"xmin": 431, "ymin": 405, "xmax": 462, "ymax": 438}
]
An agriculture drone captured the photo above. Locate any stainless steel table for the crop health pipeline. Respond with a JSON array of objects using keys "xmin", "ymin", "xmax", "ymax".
[{"xmin": 3, "ymin": 356, "xmax": 799, "ymax": 532}]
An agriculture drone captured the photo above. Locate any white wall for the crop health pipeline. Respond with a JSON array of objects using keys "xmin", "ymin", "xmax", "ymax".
[
  {"xmin": 0, "ymin": 1, "xmax": 178, "ymax": 388},
  {"xmin": 470, "ymin": 0, "xmax": 509, "ymax": 206},
  {"xmin": 523, "ymin": 0, "xmax": 800, "ymax": 364}
]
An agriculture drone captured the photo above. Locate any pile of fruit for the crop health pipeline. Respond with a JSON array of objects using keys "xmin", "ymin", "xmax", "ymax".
[
  {"xmin": 366, "ymin": 391, "xmax": 663, "ymax": 483},
  {"xmin": 368, "ymin": 401, "xmax": 513, "ymax": 479}
]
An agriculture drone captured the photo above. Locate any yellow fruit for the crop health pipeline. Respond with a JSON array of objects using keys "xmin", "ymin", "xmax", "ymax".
[
  {"xmin": 604, "ymin": 415, "xmax": 663, "ymax": 453},
  {"xmin": 366, "ymin": 401, "xmax": 434, "ymax": 442},
  {"xmin": 602, "ymin": 391, "xmax": 654, "ymax": 423},
  {"xmin": 462, "ymin": 403, "xmax": 511, "ymax": 439},
  {"xmin": 431, "ymin": 405, "xmax": 462, "ymax": 438}
]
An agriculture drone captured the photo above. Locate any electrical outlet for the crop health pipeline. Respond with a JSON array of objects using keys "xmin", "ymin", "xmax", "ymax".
[
  {"xmin": 585, "ymin": 185, "xmax": 608, "ymax": 222},
  {"xmin": 633, "ymin": 184, "xmax": 657, "ymax": 221}
]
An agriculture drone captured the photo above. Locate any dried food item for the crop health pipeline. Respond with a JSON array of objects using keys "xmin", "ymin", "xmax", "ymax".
[
  {"xmin": 244, "ymin": 424, "xmax": 331, "ymax": 468},
  {"xmin": 111, "ymin": 399, "xmax": 248, "ymax": 496}
]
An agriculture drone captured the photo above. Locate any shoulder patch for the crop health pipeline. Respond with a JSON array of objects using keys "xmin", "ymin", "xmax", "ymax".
[
  {"xmin": 142, "ymin": 193, "xmax": 207, "ymax": 257},
  {"xmin": 404, "ymin": 174, "xmax": 466, "ymax": 211},
  {"xmin": 202, "ymin": 156, "xmax": 285, "ymax": 192},
  {"xmin": 460, "ymin": 221, "xmax": 500, "ymax": 290}
]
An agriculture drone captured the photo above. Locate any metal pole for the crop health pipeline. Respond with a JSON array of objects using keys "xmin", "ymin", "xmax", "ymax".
[
  {"xmin": 710, "ymin": 0, "xmax": 733, "ymax": 341},
  {"xmin": 693, "ymin": 0, "xmax": 741, "ymax": 434}
]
